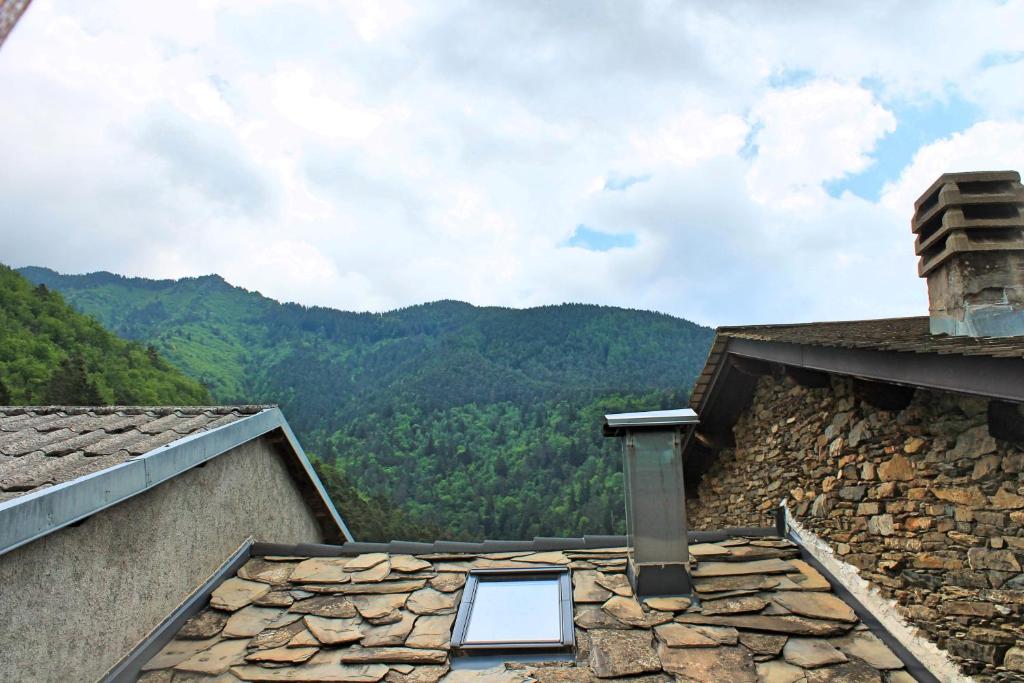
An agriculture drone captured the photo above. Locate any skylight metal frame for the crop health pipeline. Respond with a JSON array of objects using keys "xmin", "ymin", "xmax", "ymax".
[{"xmin": 450, "ymin": 566, "xmax": 574, "ymax": 652}]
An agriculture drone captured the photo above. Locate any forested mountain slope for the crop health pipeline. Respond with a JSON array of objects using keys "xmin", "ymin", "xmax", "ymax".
[
  {"xmin": 0, "ymin": 266, "xmax": 210, "ymax": 405},
  {"xmin": 20, "ymin": 266, "xmax": 714, "ymax": 540}
]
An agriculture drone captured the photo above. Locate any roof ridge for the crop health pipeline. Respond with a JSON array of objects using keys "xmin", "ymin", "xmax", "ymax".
[
  {"xmin": 0, "ymin": 405, "xmax": 275, "ymax": 416},
  {"xmin": 718, "ymin": 315, "xmax": 930, "ymax": 333}
]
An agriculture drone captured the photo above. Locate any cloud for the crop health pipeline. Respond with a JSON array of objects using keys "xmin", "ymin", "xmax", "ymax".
[
  {"xmin": 880, "ymin": 120, "xmax": 1024, "ymax": 216},
  {"xmin": 0, "ymin": 0, "xmax": 1020, "ymax": 327},
  {"xmin": 746, "ymin": 81, "xmax": 896, "ymax": 207}
]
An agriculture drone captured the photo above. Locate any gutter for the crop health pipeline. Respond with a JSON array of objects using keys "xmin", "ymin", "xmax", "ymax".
[{"xmin": 0, "ymin": 407, "xmax": 353, "ymax": 556}]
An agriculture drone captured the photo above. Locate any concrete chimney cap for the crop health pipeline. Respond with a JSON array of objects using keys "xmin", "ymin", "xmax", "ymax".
[{"xmin": 913, "ymin": 170, "xmax": 1021, "ymax": 211}]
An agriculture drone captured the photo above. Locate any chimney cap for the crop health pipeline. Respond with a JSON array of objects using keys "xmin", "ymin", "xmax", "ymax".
[
  {"xmin": 913, "ymin": 169, "xmax": 1021, "ymax": 212},
  {"xmin": 603, "ymin": 408, "xmax": 698, "ymax": 436},
  {"xmin": 911, "ymin": 169, "xmax": 1024, "ymax": 278}
]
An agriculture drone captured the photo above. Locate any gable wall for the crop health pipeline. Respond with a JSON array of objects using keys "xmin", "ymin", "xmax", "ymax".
[
  {"xmin": 0, "ymin": 435, "xmax": 324, "ymax": 682},
  {"xmin": 686, "ymin": 373, "xmax": 1024, "ymax": 680}
]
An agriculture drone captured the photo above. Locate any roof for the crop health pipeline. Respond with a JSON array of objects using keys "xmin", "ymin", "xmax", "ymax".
[
  {"xmin": 719, "ymin": 316, "xmax": 1024, "ymax": 358},
  {"xmin": 0, "ymin": 406, "xmax": 266, "ymax": 500},
  {"xmin": 128, "ymin": 534, "xmax": 924, "ymax": 682},
  {"xmin": 690, "ymin": 316, "xmax": 1024, "ymax": 414},
  {"xmin": 0, "ymin": 406, "xmax": 353, "ymax": 555}
]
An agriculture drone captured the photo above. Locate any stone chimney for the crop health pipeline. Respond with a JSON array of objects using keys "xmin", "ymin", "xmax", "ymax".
[{"xmin": 912, "ymin": 170, "xmax": 1024, "ymax": 337}]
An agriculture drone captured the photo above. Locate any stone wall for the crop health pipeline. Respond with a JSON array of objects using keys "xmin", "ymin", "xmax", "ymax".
[{"xmin": 687, "ymin": 373, "xmax": 1024, "ymax": 681}]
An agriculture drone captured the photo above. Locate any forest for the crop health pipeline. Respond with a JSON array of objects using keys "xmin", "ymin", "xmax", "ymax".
[
  {"xmin": 0, "ymin": 265, "xmax": 210, "ymax": 406},
  {"xmin": 18, "ymin": 266, "xmax": 714, "ymax": 540}
]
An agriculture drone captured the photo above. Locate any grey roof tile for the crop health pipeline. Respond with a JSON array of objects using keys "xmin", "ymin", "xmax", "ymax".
[
  {"xmin": 0, "ymin": 406, "xmax": 271, "ymax": 500},
  {"xmin": 0, "ymin": 428, "xmax": 79, "ymax": 456},
  {"xmin": 124, "ymin": 429, "xmax": 191, "ymax": 456}
]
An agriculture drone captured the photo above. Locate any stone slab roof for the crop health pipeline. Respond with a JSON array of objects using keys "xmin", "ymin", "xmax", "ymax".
[
  {"xmin": 135, "ymin": 536, "xmax": 921, "ymax": 682},
  {"xmin": 0, "ymin": 406, "xmax": 269, "ymax": 501}
]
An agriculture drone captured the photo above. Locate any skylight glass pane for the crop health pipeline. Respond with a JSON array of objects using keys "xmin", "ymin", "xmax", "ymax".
[{"xmin": 464, "ymin": 577, "xmax": 562, "ymax": 644}]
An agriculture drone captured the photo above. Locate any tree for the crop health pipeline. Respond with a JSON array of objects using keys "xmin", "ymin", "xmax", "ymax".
[
  {"xmin": 44, "ymin": 355, "xmax": 103, "ymax": 405},
  {"xmin": 0, "ymin": 377, "xmax": 9, "ymax": 404}
]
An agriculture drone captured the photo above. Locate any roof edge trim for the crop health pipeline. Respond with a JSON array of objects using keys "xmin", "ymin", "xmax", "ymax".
[
  {"xmin": 0, "ymin": 408, "xmax": 352, "ymax": 556},
  {"xmin": 101, "ymin": 537, "xmax": 255, "ymax": 683}
]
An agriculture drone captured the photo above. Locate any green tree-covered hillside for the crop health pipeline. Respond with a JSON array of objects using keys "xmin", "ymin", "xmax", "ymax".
[
  {"xmin": 0, "ymin": 266, "xmax": 210, "ymax": 405},
  {"xmin": 19, "ymin": 266, "xmax": 714, "ymax": 540}
]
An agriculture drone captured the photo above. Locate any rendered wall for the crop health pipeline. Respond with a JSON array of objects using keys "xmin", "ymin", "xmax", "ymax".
[
  {"xmin": 687, "ymin": 374, "xmax": 1024, "ymax": 681},
  {"xmin": 0, "ymin": 436, "xmax": 324, "ymax": 682}
]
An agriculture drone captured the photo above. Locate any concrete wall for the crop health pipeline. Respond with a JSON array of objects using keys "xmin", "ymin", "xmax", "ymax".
[
  {"xmin": 687, "ymin": 374, "xmax": 1024, "ymax": 681},
  {"xmin": 0, "ymin": 436, "xmax": 324, "ymax": 682}
]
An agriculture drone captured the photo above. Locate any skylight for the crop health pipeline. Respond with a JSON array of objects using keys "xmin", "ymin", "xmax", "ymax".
[{"xmin": 451, "ymin": 567, "xmax": 573, "ymax": 652}]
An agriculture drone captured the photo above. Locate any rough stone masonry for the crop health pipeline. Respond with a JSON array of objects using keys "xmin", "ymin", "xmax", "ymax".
[{"xmin": 686, "ymin": 373, "xmax": 1024, "ymax": 681}]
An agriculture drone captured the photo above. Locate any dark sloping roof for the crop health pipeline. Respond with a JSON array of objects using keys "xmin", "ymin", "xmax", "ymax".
[
  {"xmin": 127, "ymin": 534, "xmax": 925, "ymax": 682},
  {"xmin": 0, "ymin": 406, "xmax": 267, "ymax": 500},
  {"xmin": 719, "ymin": 316, "xmax": 1024, "ymax": 358},
  {"xmin": 690, "ymin": 316, "xmax": 1024, "ymax": 413}
]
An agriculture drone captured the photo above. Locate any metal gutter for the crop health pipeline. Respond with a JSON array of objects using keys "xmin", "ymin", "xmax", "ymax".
[
  {"xmin": 0, "ymin": 407, "xmax": 353, "ymax": 556},
  {"xmin": 101, "ymin": 538, "xmax": 255, "ymax": 683}
]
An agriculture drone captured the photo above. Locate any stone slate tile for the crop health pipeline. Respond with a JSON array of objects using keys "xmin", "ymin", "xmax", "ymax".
[{"xmin": 0, "ymin": 427, "xmax": 78, "ymax": 456}]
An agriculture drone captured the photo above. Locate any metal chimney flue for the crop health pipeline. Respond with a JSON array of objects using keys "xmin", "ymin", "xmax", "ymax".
[
  {"xmin": 603, "ymin": 408, "xmax": 698, "ymax": 597},
  {"xmin": 913, "ymin": 170, "xmax": 1024, "ymax": 337}
]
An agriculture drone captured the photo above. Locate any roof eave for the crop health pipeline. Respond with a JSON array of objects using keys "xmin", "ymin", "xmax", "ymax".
[{"xmin": 682, "ymin": 332, "xmax": 1024, "ymax": 466}]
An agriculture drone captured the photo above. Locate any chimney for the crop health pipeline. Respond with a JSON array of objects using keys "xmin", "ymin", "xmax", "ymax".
[
  {"xmin": 912, "ymin": 170, "xmax": 1024, "ymax": 337},
  {"xmin": 603, "ymin": 408, "xmax": 698, "ymax": 597}
]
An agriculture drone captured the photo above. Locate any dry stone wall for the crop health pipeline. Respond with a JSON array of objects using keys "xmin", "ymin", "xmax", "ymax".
[{"xmin": 687, "ymin": 373, "xmax": 1024, "ymax": 681}]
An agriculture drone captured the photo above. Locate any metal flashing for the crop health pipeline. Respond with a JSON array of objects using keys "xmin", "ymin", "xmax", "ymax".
[
  {"xmin": 248, "ymin": 530, "xmax": 773, "ymax": 558},
  {"xmin": 101, "ymin": 538, "xmax": 255, "ymax": 683},
  {"xmin": 603, "ymin": 408, "xmax": 698, "ymax": 433},
  {"xmin": 779, "ymin": 506, "xmax": 949, "ymax": 683},
  {"xmin": 0, "ymin": 407, "xmax": 352, "ymax": 556}
]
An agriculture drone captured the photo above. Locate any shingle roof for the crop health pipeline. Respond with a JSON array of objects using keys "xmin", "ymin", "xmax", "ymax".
[
  {"xmin": 718, "ymin": 316, "xmax": 1024, "ymax": 358},
  {"xmin": 0, "ymin": 406, "xmax": 269, "ymax": 501},
  {"xmin": 135, "ymin": 535, "xmax": 922, "ymax": 682},
  {"xmin": 689, "ymin": 317, "xmax": 1024, "ymax": 412}
]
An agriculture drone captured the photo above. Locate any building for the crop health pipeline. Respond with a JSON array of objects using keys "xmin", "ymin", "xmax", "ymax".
[
  {"xmin": 0, "ymin": 405, "xmax": 352, "ymax": 681},
  {"xmin": 683, "ymin": 171, "xmax": 1024, "ymax": 679},
  {"xmin": 4, "ymin": 170, "xmax": 1022, "ymax": 683}
]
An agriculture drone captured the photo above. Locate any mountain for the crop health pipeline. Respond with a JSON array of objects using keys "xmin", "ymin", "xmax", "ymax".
[
  {"xmin": 19, "ymin": 266, "xmax": 714, "ymax": 540},
  {"xmin": 0, "ymin": 265, "xmax": 210, "ymax": 405}
]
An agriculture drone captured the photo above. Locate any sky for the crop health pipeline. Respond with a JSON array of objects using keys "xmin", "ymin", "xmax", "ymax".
[{"xmin": 1, "ymin": 1, "xmax": 1023, "ymax": 327}]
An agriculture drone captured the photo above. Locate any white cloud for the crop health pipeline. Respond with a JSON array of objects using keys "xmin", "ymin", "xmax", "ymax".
[
  {"xmin": 0, "ymin": 0, "xmax": 1021, "ymax": 327},
  {"xmin": 881, "ymin": 120, "xmax": 1024, "ymax": 215},
  {"xmin": 746, "ymin": 81, "xmax": 896, "ymax": 207}
]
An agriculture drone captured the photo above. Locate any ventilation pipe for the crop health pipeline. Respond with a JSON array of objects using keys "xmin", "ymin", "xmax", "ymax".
[{"xmin": 603, "ymin": 408, "xmax": 699, "ymax": 597}]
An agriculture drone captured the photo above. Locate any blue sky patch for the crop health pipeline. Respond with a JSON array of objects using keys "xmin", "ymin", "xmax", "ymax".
[
  {"xmin": 768, "ymin": 68, "xmax": 816, "ymax": 88},
  {"xmin": 603, "ymin": 173, "xmax": 651, "ymax": 192},
  {"xmin": 825, "ymin": 94, "xmax": 980, "ymax": 201},
  {"xmin": 979, "ymin": 50, "xmax": 1024, "ymax": 69},
  {"xmin": 566, "ymin": 225, "xmax": 637, "ymax": 251}
]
